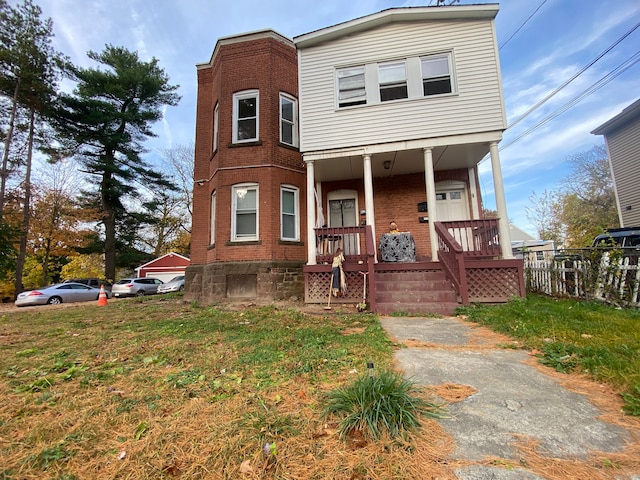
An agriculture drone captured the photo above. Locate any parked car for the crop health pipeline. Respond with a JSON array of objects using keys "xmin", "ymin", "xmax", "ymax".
[
  {"xmin": 592, "ymin": 227, "xmax": 640, "ymax": 248},
  {"xmin": 111, "ymin": 278, "xmax": 163, "ymax": 297},
  {"xmin": 157, "ymin": 275, "xmax": 185, "ymax": 294},
  {"xmin": 63, "ymin": 278, "xmax": 112, "ymax": 291},
  {"xmin": 15, "ymin": 282, "xmax": 107, "ymax": 307}
]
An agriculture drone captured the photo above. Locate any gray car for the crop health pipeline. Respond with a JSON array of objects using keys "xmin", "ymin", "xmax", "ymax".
[
  {"xmin": 157, "ymin": 275, "xmax": 185, "ymax": 294},
  {"xmin": 111, "ymin": 278, "xmax": 163, "ymax": 297},
  {"xmin": 15, "ymin": 282, "xmax": 105, "ymax": 307}
]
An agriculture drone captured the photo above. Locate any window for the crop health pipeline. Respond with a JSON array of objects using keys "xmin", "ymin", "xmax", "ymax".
[
  {"xmin": 232, "ymin": 90, "xmax": 259, "ymax": 143},
  {"xmin": 280, "ymin": 94, "xmax": 298, "ymax": 147},
  {"xmin": 379, "ymin": 62, "xmax": 407, "ymax": 101},
  {"xmin": 232, "ymin": 184, "xmax": 258, "ymax": 241},
  {"xmin": 210, "ymin": 191, "xmax": 216, "ymax": 245},
  {"xmin": 213, "ymin": 103, "xmax": 219, "ymax": 152},
  {"xmin": 281, "ymin": 186, "xmax": 299, "ymax": 241},
  {"xmin": 337, "ymin": 66, "xmax": 366, "ymax": 107},
  {"xmin": 421, "ymin": 53, "xmax": 453, "ymax": 96}
]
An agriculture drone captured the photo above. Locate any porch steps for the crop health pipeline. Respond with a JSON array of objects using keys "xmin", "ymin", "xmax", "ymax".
[{"xmin": 374, "ymin": 269, "xmax": 459, "ymax": 316}]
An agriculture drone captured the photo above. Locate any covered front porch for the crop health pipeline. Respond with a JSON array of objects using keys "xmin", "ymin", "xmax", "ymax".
[
  {"xmin": 302, "ymin": 133, "xmax": 524, "ymax": 313},
  {"xmin": 303, "ymin": 221, "xmax": 525, "ymax": 314}
]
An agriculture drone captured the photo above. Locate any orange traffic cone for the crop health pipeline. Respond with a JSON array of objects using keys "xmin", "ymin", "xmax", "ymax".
[{"xmin": 97, "ymin": 285, "xmax": 108, "ymax": 306}]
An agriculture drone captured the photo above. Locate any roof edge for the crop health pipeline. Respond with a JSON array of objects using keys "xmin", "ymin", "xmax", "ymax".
[
  {"xmin": 591, "ymin": 98, "xmax": 640, "ymax": 135},
  {"xmin": 197, "ymin": 29, "xmax": 294, "ymax": 70},
  {"xmin": 294, "ymin": 4, "xmax": 499, "ymax": 49}
]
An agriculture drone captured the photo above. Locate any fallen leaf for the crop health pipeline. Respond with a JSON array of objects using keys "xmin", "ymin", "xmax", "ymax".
[
  {"xmin": 118, "ymin": 451, "xmax": 126, "ymax": 460},
  {"xmin": 239, "ymin": 460, "xmax": 253, "ymax": 474}
]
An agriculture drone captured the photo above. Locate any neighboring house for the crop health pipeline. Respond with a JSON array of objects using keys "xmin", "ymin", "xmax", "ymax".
[
  {"xmin": 510, "ymin": 224, "xmax": 555, "ymax": 260},
  {"xmin": 136, "ymin": 252, "xmax": 190, "ymax": 283},
  {"xmin": 591, "ymin": 98, "xmax": 640, "ymax": 227},
  {"xmin": 186, "ymin": 5, "xmax": 525, "ymax": 313}
]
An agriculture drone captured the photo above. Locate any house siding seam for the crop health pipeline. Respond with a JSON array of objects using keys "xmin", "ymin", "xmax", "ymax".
[{"xmin": 297, "ymin": 19, "xmax": 505, "ymax": 152}]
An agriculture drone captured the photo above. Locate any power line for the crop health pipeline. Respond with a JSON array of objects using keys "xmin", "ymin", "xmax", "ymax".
[
  {"xmin": 499, "ymin": 0, "xmax": 549, "ymax": 50},
  {"xmin": 507, "ymin": 21, "xmax": 640, "ymax": 129},
  {"xmin": 500, "ymin": 50, "xmax": 640, "ymax": 152}
]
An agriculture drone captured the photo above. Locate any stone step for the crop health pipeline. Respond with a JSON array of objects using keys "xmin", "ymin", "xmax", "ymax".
[
  {"xmin": 376, "ymin": 290, "xmax": 458, "ymax": 304},
  {"xmin": 375, "ymin": 301, "xmax": 459, "ymax": 316},
  {"xmin": 375, "ymin": 279, "xmax": 454, "ymax": 292}
]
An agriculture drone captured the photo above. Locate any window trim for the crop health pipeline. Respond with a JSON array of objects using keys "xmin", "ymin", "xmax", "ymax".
[
  {"xmin": 280, "ymin": 185, "xmax": 299, "ymax": 241},
  {"xmin": 336, "ymin": 65, "xmax": 366, "ymax": 108},
  {"xmin": 279, "ymin": 93, "xmax": 298, "ymax": 147},
  {"xmin": 231, "ymin": 183, "xmax": 259, "ymax": 241},
  {"xmin": 420, "ymin": 52, "xmax": 454, "ymax": 97},
  {"xmin": 210, "ymin": 190, "xmax": 216, "ymax": 245},
  {"xmin": 232, "ymin": 89, "xmax": 259, "ymax": 143},
  {"xmin": 212, "ymin": 102, "xmax": 219, "ymax": 152},
  {"xmin": 378, "ymin": 61, "xmax": 408, "ymax": 102}
]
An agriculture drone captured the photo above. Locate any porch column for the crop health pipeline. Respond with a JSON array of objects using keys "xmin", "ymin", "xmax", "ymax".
[
  {"xmin": 489, "ymin": 142, "xmax": 514, "ymax": 259},
  {"xmin": 423, "ymin": 148, "xmax": 438, "ymax": 261},
  {"xmin": 363, "ymin": 154, "xmax": 377, "ymax": 261},
  {"xmin": 306, "ymin": 160, "xmax": 317, "ymax": 265}
]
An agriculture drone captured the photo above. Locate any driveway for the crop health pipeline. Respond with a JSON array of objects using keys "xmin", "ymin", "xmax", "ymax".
[{"xmin": 381, "ymin": 315, "xmax": 640, "ymax": 480}]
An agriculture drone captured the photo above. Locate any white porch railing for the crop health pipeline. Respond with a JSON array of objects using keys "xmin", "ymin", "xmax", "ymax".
[{"xmin": 524, "ymin": 250, "xmax": 640, "ymax": 307}]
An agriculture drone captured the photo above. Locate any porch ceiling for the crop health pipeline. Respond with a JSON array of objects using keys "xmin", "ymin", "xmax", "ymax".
[{"xmin": 312, "ymin": 143, "xmax": 490, "ymax": 182}]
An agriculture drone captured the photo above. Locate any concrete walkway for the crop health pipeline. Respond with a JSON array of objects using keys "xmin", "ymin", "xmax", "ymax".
[{"xmin": 380, "ymin": 316, "xmax": 640, "ymax": 480}]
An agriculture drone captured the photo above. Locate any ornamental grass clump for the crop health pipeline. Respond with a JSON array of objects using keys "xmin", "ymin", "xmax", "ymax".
[{"xmin": 323, "ymin": 369, "xmax": 444, "ymax": 441}]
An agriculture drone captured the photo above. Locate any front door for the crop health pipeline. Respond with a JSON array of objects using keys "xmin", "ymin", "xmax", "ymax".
[
  {"xmin": 329, "ymin": 196, "xmax": 358, "ymax": 255},
  {"xmin": 435, "ymin": 184, "xmax": 472, "ymax": 250}
]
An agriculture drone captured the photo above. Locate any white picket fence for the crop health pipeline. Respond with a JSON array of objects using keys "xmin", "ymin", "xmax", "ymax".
[{"xmin": 524, "ymin": 250, "xmax": 640, "ymax": 307}]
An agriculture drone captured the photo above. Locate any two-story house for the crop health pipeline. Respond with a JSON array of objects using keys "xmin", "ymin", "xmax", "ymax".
[{"xmin": 186, "ymin": 4, "xmax": 525, "ymax": 313}]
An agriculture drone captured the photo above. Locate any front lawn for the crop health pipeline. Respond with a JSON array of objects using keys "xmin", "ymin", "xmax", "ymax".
[{"xmin": 0, "ymin": 298, "xmax": 449, "ymax": 479}]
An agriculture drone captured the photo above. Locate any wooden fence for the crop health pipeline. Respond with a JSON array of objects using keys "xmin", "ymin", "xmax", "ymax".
[{"xmin": 524, "ymin": 249, "xmax": 640, "ymax": 307}]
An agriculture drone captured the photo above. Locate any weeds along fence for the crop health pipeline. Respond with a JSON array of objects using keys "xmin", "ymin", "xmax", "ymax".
[{"xmin": 524, "ymin": 249, "xmax": 640, "ymax": 307}]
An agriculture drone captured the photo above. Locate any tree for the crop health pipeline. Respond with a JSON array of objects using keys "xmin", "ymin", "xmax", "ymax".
[
  {"xmin": 526, "ymin": 189, "xmax": 564, "ymax": 245},
  {"xmin": 560, "ymin": 144, "xmax": 618, "ymax": 247},
  {"xmin": 0, "ymin": 0, "xmax": 65, "ymax": 294},
  {"xmin": 525, "ymin": 144, "xmax": 618, "ymax": 249},
  {"xmin": 29, "ymin": 159, "xmax": 95, "ymax": 285},
  {"xmin": 54, "ymin": 45, "xmax": 180, "ymax": 280}
]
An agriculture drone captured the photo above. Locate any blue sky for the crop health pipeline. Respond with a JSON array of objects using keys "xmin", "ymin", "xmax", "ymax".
[{"xmin": 13, "ymin": 0, "xmax": 640, "ymax": 237}]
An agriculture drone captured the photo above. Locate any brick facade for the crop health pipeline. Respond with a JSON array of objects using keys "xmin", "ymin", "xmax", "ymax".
[{"xmin": 187, "ymin": 31, "xmax": 306, "ymax": 303}]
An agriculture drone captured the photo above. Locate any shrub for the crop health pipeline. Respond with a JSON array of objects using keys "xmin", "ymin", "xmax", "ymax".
[{"xmin": 322, "ymin": 369, "xmax": 443, "ymax": 440}]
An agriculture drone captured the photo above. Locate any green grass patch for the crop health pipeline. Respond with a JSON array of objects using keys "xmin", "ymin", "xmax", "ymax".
[
  {"xmin": 457, "ymin": 295, "xmax": 640, "ymax": 414},
  {"xmin": 323, "ymin": 369, "xmax": 444, "ymax": 440}
]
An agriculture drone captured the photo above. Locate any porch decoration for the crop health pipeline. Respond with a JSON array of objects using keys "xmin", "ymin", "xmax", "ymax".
[{"xmin": 380, "ymin": 232, "xmax": 416, "ymax": 262}]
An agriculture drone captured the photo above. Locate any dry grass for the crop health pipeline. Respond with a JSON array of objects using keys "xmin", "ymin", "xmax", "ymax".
[{"xmin": 1, "ymin": 298, "xmax": 639, "ymax": 479}]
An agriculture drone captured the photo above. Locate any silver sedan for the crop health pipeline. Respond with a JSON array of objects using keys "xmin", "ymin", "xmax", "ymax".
[{"xmin": 15, "ymin": 282, "xmax": 107, "ymax": 307}]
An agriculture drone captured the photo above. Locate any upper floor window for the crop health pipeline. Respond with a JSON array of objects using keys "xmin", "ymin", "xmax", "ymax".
[
  {"xmin": 280, "ymin": 93, "xmax": 298, "ymax": 147},
  {"xmin": 232, "ymin": 183, "xmax": 258, "ymax": 241},
  {"xmin": 379, "ymin": 62, "xmax": 407, "ymax": 102},
  {"xmin": 281, "ymin": 185, "xmax": 299, "ymax": 241},
  {"xmin": 213, "ymin": 102, "xmax": 219, "ymax": 152},
  {"xmin": 421, "ymin": 53, "xmax": 453, "ymax": 96},
  {"xmin": 232, "ymin": 90, "xmax": 259, "ymax": 143},
  {"xmin": 210, "ymin": 190, "xmax": 216, "ymax": 245},
  {"xmin": 337, "ymin": 66, "xmax": 366, "ymax": 108}
]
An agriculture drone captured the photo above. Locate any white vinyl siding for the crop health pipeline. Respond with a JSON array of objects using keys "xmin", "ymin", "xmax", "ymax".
[
  {"xmin": 231, "ymin": 184, "xmax": 258, "ymax": 241},
  {"xmin": 604, "ymin": 120, "xmax": 640, "ymax": 226},
  {"xmin": 232, "ymin": 90, "xmax": 259, "ymax": 143},
  {"xmin": 297, "ymin": 19, "xmax": 505, "ymax": 152},
  {"xmin": 280, "ymin": 186, "xmax": 299, "ymax": 241}
]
